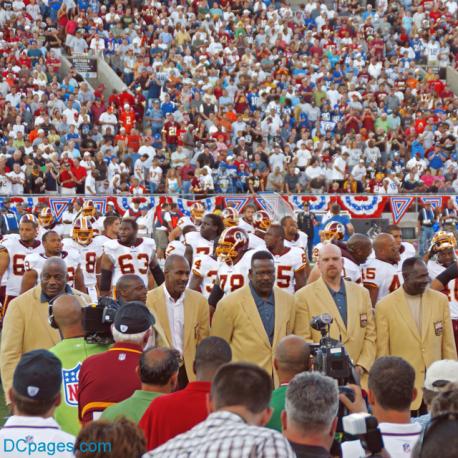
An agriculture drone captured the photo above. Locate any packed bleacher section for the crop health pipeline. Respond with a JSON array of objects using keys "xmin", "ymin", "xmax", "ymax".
[{"xmin": 0, "ymin": 0, "xmax": 457, "ymax": 199}]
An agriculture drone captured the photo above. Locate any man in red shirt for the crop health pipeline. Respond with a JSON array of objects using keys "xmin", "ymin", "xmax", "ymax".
[
  {"xmin": 77, "ymin": 303, "xmax": 154, "ymax": 425},
  {"xmin": 71, "ymin": 158, "xmax": 87, "ymax": 194},
  {"xmin": 119, "ymin": 104, "xmax": 136, "ymax": 134},
  {"xmin": 139, "ymin": 337, "xmax": 232, "ymax": 450},
  {"xmin": 59, "ymin": 160, "xmax": 77, "ymax": 195},
  {"xmin": 162, "ymin": 113, "xmax": 180, "ymax": 151}
]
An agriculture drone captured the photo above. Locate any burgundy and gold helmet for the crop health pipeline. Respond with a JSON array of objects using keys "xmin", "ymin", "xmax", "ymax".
[
  {"xmin": 321, "ymin": 221, "xmax": 345, "ymax": 241},
  {"xmin": 38, "ymin": 207, "xmax": 54, "ymax": 227},
  {"xmin": 190, "ymin": 202, "xmax": 205, "ymax": 223},
  {"xmin": 20, "ymin": 213, "xmax": 38, "ymax": 226},
  {"xmin": 430, "ymin": 231, "xmax": 457, "ymax": 252},
  {"xmin": 82, "ymin": 200, "xmax": 96, "ymax": 217},
  {"xmin": 222, "ymin": 207, "xmax": 240, "ymax": 228},
  {"xmin": 252, "ymin": 210, "xmax": 271, "ymax": 233},
  {"xmin": 73, "ymin": 216, "xmax": 94, "ymax": 246},
  {"xmin": 215, "ymin": 227, "xmax": 249, "ymax": 264}
]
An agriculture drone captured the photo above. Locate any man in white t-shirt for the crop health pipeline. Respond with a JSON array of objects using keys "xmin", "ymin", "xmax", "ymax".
[
  {"xmin": 341, "ymin": 356, "xmax": 421, "ymax": 458},
  {"xmin": 7, "ymin": 164, "xmax": 25, "ymax": 194},
  {"xmin": 332, "ymin": 151, "xmax": 348, "ymax": 182},
  {"xmin": 99, "ymin": 107, "xmax": 118, "ymax": 135},
  {"xmin": 148, "ymin": 158, "xmax": 163, "ymax": 194}
]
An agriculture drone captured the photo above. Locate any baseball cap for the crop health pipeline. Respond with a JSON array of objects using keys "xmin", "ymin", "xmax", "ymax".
[
  {"xmin": 424, "ymin": 360, "xmax": 458, "ymax": 391},
  {"xmin": 13, "ymin": 350, "xmax": 62, "ymax": 401},
  {"xmin": 114, "ymin": 302, "xmax": 155, "ymax": 334}
]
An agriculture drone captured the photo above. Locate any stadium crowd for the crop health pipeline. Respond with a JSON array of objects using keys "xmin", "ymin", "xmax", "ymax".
[{"xmin": 0, "ymin": 0, "xmax": 457, "ymax": 196}]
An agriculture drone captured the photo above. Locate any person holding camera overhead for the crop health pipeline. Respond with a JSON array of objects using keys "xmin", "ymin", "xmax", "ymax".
[
  {"xmin": 49, "ymin": 295, "xmax": 109, "ymax": 436},
  {"xmin": 0, "ymin": 257, "xmax": 90, "ymax": 407},
  {"xmin": 295, "ymin": 244, "xmax": 376, "ymax": 385}
]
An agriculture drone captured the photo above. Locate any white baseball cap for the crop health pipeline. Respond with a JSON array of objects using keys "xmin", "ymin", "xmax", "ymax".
[{"xmin": 424, "ymin": 360, "xmax": 458, "ymax": 391}]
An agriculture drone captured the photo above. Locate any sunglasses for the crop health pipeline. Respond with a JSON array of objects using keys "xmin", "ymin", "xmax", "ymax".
[{"xmin": 416, "ymin": 412, "xmax": 458, "ymax": 458}]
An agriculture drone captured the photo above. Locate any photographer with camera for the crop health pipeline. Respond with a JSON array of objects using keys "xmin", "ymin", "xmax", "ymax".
[
  {"xmin": 77, "ymin": 302, "xmax": 155, "ymax": 425},
  {"xmin": 49, "ymin": 295, "xmax": 109, "ymax": 436},
  {"xmin": 295, "ymin": 244, "xmax": 376, "ymax": 385},
  {"xmin": 341, "ymin": 356, "xmax": 422, "ymax": 458},
  {"xmin": 281, "ymin": 372, "xmax": 338, "ymax": 458}
]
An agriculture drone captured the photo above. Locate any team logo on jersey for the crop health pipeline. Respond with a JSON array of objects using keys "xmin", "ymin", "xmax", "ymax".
[{"xmin": 63, "ymin": 363, "xmax": 81, "ymax": 406}]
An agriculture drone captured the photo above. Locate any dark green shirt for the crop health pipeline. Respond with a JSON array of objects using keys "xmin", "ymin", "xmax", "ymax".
[
  {"xmin": 101, "ymin": 390, "xmax": 164, "ymax": 423},
  {"xmin": 266, "ymin": 385, "xmax": 288, "ymax": 432}
]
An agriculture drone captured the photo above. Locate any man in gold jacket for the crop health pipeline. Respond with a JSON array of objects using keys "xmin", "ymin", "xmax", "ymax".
[
  {"xmin": 0, "ymin": 258, "xmax": 90, "ymax": 404},
  {"xmin": 295, "ymin": 244, "xmax": 376, "ymax": 382},
  {"xmin": 375, "ymin": 256, "xmax": 457, "ymax": 411},
  {"xmin": 146, "ymin": 255, "xmax": 209, "ymax": 387},
  {"xmin": 211, "ymin": 251, "xmax": 310, "ymax": 386}
]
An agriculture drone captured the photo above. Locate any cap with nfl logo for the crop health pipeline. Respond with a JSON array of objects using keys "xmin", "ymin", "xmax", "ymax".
[
  {"xmin": 13, "ymin": 349, "xmax": 62, "ymax": 401},
  {"xmin": 114, "ymin": 302, "xmax": 155, "ymax": 335}
]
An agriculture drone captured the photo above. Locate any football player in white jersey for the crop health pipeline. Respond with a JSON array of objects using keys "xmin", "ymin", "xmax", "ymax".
[
  {"xmin": 37, "ymin": 207, "xmax": 65, "ymax": 239},
  {"xmin": 189, "ymin": 248, "xmax": 219, "ymax": 300},
  {"xmin": 208, "ymin": 227, "xmax": 256, "ymax": 308},
  {"xmin": 237, "ymin": 204, "xmax": 256, "ymax": 233},
  {"xmin": 21, "ymin": 230, "xmax": 83, "ymax": 293},
  {"xmin": 0, "ymin": 216, "xmax": 42, "ymax": 313},
  {"xmin": 387, "ymin": 224, "xmax": 416, "ymax": 265},
  {"xmin": 62, "ymin": 216, "xmax": 103, "ymax": 302},
  {"xmin": 99, "ymin": 218, "xmax": 164, "ymax": 296},
  {"xmin": 362, "ymin": 233, "xmax": 402, "ymax": 306},
  {"xmin": 264, "ymin": 224, "xmax": 308, "ymax": 294},
  {"xmin": 184, "ymin": 213, "xmax": 224, "ymax": 265},
  {"xmin": 281, "ymin": 215, "xmax": 309, "ymax": 254},
  {"xmin": 165, "ymin": 224, "xmax": 196, "ymax": 259},
  {"xmin": 307, "ymin": 234, "xmax": 372, "ymax": 284},
  {"xmin": 168, "ymin": 202, "xmax": 206, "ymax": 241},
  {"xmin": 248, "ymin": 210, "xmax": 271, "ymax": 250},
  {"xmin": 311, "ymin": 221, "xmax": 346, "ymax": 262}
]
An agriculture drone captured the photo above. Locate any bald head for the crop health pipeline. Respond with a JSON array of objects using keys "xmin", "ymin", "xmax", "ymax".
[
  {"xmin": 41, "ymin": 257, "xmax": 68, "ymax": 298},
  {"xmin": 52, "ymin": 294, "xmax": 82, "ymax": 329},
  {"xmin": 116, "ymin": 274, "xmax": 147, "ymax": 303},
  {"xmin": 373, "ymin": 233, "xmax": 400, "ymax": 264},
  {"xmin": 164, "ymin": 254, "xmax": 189, "ymax": 273},
  {"xmin": 140, "ymin": 347, "xmax": 181, "ymax": 387},
  {"xmin": 317, "ymin": 244, "xmax": 343, "ymax": 282},
  {"xmin": 274, "ymin": 335, "xmax": 310, "ymax": 376},
  {"xmin": 347, "ymin": 234, "xmax": 372, "ymax": 264}
]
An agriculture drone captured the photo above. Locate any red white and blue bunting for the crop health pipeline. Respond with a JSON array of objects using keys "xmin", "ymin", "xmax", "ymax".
[
  {"xmin": 390, "ymin": 197, "xmax": 415, "ymax": 225},
  {"xmin": 0, "ymin": 195, "xmax": 454, "ymax": 225}
]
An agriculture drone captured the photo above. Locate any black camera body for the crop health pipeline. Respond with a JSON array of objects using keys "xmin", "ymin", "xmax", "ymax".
[
  {"xmin": 82, "ymin": 297, "xmax": 121, "ymax": 345},
  {"xmin": 310, "ymin": 313, "xmax": 357, "ymax": 386}
]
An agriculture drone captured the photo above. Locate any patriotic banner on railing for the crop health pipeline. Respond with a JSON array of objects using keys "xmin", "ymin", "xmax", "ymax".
[
  {"xmin": 418, "ymin": 196, "xmax": 443, "ymax": 209},
  {"xmin": 390, "ymin": 196, "xmax": 415, "ymax": 224},
  {"xmin": 49, "ymin": 198, "xmax": 73, "ymax": 222},
  {"xmin": 6, "ymin": 194, "xmax": 454, "ymax": 224},
  {"xmin": 337, "ymin": 196, "xmax": 387, "ymax": 218}
]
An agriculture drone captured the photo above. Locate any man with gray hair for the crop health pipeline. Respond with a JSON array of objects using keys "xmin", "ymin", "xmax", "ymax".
[
  {"xmin": 77, "ymin": 301, "xmax": 155, "ymax": 425},
  {"xmin": 282, "ymin": 372, "xmax": 339, "ymax": 458}
]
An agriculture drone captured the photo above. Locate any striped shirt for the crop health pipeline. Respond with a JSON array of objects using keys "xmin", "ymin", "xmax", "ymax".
[{"xmin": 144, "ymin": 411, "xmax": 295, "ymax": 458}]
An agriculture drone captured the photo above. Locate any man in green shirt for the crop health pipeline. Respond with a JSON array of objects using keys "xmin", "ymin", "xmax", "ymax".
[
  {"xmin": 101, "ymin": 346, "xmax": 180, "ymax": 423},
  {"xmin": 49, "ymin": 295, "xmax": 109, "ymax": 436},
  {"xmin": 266, "ymin": 335, "xmax": 310, "ymax": 432}
]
